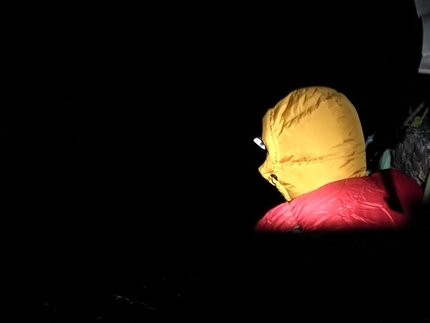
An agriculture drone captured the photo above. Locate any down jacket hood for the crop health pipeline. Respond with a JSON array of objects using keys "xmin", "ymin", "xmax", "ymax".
[{"xmin": 258, "ymin": 86, "xmax": 367, "ymax": 201}]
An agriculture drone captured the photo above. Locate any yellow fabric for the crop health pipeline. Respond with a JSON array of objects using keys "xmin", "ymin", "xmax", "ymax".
[{"xmin": 258, "ymin": 86, "xmax": 367, "ymax": 201}]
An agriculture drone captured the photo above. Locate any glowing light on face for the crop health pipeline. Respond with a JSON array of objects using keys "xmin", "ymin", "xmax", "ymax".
[{"xmin": 253, "ymin": 137, "xmax": 266, "ymax": 150}]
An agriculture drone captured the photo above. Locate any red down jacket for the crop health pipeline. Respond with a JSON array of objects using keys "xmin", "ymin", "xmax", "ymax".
[{"xmin": 254, "ymin": 169, "xmax": 423, "ymax": 233}]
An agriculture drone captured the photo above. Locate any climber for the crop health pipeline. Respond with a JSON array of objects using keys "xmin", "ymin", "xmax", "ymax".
[{"xmin": 253, "ymin": 86, "xmax": 423, "ymax": 233}]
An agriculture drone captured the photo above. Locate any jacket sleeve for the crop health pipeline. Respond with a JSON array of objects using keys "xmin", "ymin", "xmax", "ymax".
[
  {"xmin": 254, "ymin": 169, "xmax": 423, "ymax": 233},
  {"xmin": 254, "ymin": 202, "xmax": 299, "ymax": 232}
]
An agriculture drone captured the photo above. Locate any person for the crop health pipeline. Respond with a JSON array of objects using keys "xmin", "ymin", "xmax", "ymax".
[{"xmin": 253, "ymin": 86, "xmax": 423, "ymax": 233}]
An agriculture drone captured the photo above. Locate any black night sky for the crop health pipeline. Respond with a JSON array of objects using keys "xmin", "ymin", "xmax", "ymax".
[{"xmin": 2, "ymin": 1, "xmax": 430, "ymax": 322}]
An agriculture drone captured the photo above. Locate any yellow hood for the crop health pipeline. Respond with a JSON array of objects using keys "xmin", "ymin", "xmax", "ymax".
[{"xmin": 258, "ymin": 86, "xmax": 367, "ymax": 201}]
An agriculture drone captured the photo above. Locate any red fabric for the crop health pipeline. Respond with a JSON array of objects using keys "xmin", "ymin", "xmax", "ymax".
[{"xmin": 254, "ymin": 169, "xmax": 423, "ymax": 233}]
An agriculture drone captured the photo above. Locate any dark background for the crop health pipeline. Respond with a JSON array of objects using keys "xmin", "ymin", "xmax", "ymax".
[{"xmin": 1, "ymin": 1, "xmax": 430, "ymax": 322}]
